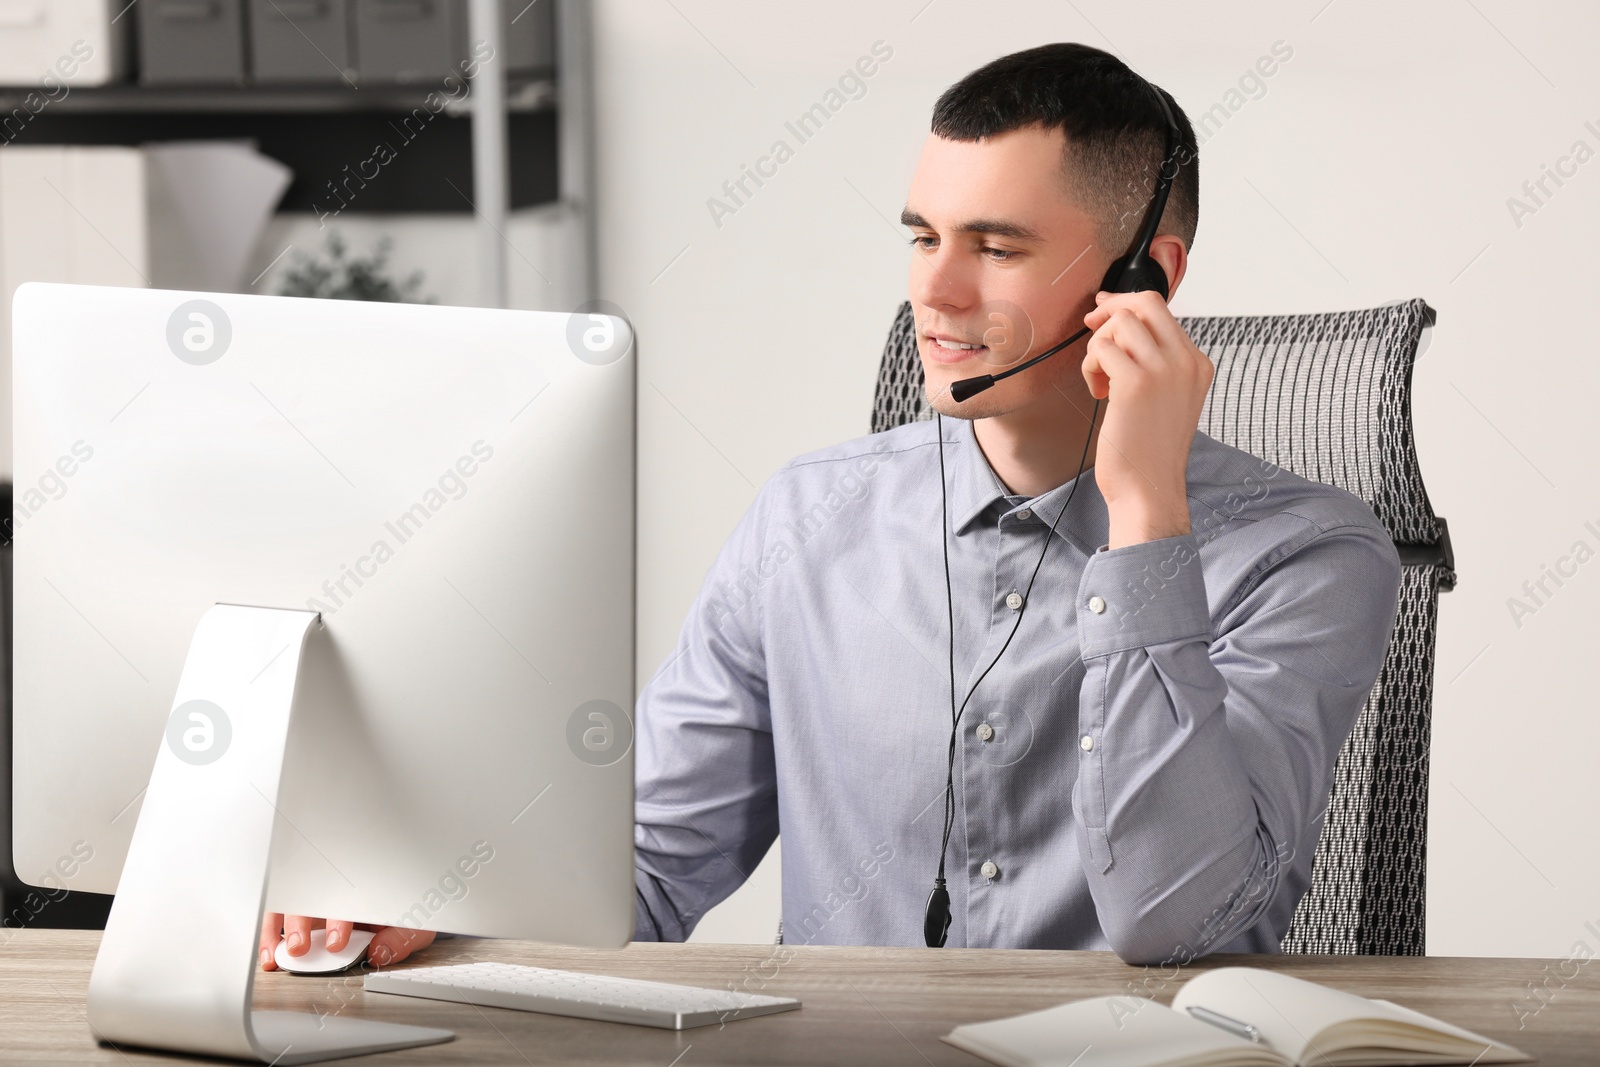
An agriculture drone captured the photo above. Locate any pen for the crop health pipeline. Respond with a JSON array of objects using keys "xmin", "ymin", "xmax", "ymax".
[{"xmin": 1186, "ymin": 1005, "xmax": 1262, "ymax": 1044}]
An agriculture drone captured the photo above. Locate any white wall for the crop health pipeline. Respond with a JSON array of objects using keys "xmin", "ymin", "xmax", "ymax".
[{"xmin": 594, "ymin": 0, "xmax": 1600, "ymax": 956}]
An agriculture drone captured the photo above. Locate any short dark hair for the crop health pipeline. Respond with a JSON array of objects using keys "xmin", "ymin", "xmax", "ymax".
[{"xmin": 930, "ymin": 43, "xmax": 1199, "ymax": 252}]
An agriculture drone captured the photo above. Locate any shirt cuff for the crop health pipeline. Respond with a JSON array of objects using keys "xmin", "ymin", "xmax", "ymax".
[{"xmin": 1076, "ymin": 533, "xmax": 1212, "ymax": 658}]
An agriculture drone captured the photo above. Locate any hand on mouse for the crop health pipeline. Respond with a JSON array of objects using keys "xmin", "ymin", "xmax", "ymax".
[{"xmin": 259, "ymin": 912, "xmax": 437, "ymax": 971}]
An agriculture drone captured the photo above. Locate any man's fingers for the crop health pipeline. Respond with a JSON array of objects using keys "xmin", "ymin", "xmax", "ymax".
[
  {"xmin": 1086, "ymin": 305, "xmax": 1168, "ymax": 373},
  {"xmin": 1080, "ymin": 350, "xmax": 1110, "ymax": 399},
  {"xmin": 1085, "ymin": 296, "xmax": 1211, "ymax": 399},
  {"xmin": 1093, "ymin": 289, "xmax": 1189, "ymax": 349},
  {"xmin": 367, "ymin": 927, "xmax": 437, "ymax": 968},
  {"xmin": 325, "ymin": 919, "xmax": 355, "ymax": 952},
  {"xmin": 259, "ymin": 912, "xmax": 283, "ymax": 971},
  {"xmin": 284, "ymin": 914, "xmax": 315, "ymax": 957},
  {"xmin": 258, "ymin": 916, "xmax": 361, "ymax": 969},
  {"xmin": 1083, "ymin": 328, "xmax": 1139, "ymax": 399},
  {"xmin": 1103, "ymin": 308, "xmax": 1166, "ymax": 369}
]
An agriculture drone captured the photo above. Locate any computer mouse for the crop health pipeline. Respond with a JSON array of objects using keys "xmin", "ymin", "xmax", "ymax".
[{"xmin": 273, "ymin": 928, "xmax": 375, "ymax": 975}]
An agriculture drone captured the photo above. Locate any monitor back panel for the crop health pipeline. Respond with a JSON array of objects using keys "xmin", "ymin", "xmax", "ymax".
[{"xmin": 12, "ymin": 283, "xmax": 636, "ymax": 946}]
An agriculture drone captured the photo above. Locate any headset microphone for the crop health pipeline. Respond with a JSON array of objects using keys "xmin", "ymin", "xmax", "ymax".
[
  {"xmin": 946, "ymin": 86, "xmax": 1182, "ymax": 406},
  {"xmin": 924, "ymin": 82, "xmax": 1184, "ymax": 948}
]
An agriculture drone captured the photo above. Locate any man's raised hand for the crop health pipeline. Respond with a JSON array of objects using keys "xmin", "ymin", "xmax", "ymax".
[{"xmin": 1080, "ymin": 289, "xmax": 1213, "ymax": 550}]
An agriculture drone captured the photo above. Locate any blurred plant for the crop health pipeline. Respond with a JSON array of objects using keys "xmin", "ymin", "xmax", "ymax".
[{"xmin": 276, "ymin": 233, "xmax": 431, "ymax": 303}]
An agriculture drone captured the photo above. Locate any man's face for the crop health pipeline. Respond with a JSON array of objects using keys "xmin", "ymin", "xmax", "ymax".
[{"xmin": 903, "ymin": 125, "xmax": 1110, "ymax": 419}]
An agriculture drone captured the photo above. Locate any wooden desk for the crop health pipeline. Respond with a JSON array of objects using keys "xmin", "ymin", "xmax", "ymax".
[{"xmin": 1, "ymin": 931, "xmax": 1593, "ymax": 1064}]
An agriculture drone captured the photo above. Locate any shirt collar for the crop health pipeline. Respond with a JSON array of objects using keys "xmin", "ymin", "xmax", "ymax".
[{"xmin": 943, "ymin": 415, "xmax": 1110, "ymax": 556}]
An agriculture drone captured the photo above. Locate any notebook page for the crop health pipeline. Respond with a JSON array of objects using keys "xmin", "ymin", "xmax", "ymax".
[
  {"xmin": 1361, "ymin": 1000, "xmax": 1533, "ymax": 1063},
  {"xmin": 941, "ymin": 995, "xmax": 1287, "ymax": 1067},
  {"xmin": 1171, "ymin": 969, "xmax": 1533, "ymax": 1065},
  {"xmin": 1172, "ymin": 968, "xmax": 1388, "ymax": 1062}
]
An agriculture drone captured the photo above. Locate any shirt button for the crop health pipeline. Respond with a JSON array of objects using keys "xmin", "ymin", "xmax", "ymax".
[
  {"xmin": 980, "ymin": 860, "xmax": 1000, "ymax": 880},
  {"xmin": 1005, "ymin": 591, "xmax": 1024, "ymax": 610},
  {"xmin": 1080, "ymin": 735, "xmax": 1094, "ymax": 752},
  {"xmin": 1016, "ymin": 508, "xmax": 1032, "ymax": 521},
  {"xmin": 976, "ymin": 723, "xmax": 995, "ymax": 742},
  {"xmin": 1087, "ymin": 595, "xmax": 1106, "ymax": 614}
]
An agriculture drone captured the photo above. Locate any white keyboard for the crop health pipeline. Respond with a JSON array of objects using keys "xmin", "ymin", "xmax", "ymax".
[{"xmin": 364, "ymin": 961, "xmax": 801, "ymax": 1030}]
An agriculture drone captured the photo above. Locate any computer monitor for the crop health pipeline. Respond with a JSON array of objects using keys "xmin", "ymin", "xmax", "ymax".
[{"xmin": 10, "ymin": 282, "xmax": 637, "ymax": 1063}]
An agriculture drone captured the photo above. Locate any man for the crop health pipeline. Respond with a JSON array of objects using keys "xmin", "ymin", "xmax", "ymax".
[
  {"xmin": 263, "ymin": 43, "xmax": 1399, "ymax": 971},
  {"xmin": 627, "ymin": 41, "xmax": 1400, "ymax": 965}
]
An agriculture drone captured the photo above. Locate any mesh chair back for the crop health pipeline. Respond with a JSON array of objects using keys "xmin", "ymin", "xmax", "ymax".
[{"xmin": 869, "ymin": 299, "xmax": 1450, "ymax": 954}]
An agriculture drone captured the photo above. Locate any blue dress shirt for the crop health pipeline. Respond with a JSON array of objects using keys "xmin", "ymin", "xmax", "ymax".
[{"xmin": 632, "ymin": 415, "xmax": 1401, "ymax": 964}]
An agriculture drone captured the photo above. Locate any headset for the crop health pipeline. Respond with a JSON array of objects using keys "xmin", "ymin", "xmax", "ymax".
[{"xmin": 923, "ymin": 81, "xmax": 1186, "ymax": 948}]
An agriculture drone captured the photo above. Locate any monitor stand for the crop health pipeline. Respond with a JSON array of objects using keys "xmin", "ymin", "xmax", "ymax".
[{"xmin": 85, "ymin": 604, "xmax": 454, "ymax": 1064}]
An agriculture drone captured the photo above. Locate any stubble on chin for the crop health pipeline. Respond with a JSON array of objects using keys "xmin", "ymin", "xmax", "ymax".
[{"xmin": 923, "ymin": 377, "xmax": 1003, "ymax": 421}]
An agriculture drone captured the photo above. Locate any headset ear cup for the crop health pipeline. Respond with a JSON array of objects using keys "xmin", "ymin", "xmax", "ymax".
[{"xmin": 1099, "ymin": 252, "xmax": 1170, "ymax": 300}]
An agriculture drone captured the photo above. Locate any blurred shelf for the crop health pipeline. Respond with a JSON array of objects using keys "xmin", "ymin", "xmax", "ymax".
[
  {"xmin": 0, "ymin": 76, "xmax": 556, "ymax": 115},
  {"xmin": 0, "ymin": 97, "xmax": 560, "ymax": 214}
]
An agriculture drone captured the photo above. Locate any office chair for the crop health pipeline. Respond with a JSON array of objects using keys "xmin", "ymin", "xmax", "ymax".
[{"xmin": 871, "ymin": 298, "xmax": 1452, "ymax": 955}]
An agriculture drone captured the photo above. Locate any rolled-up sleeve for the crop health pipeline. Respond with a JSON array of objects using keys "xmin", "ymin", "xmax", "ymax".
[
  {"xmin": 1071, "ymin": 514, "xmax": 1401, "ymax": 964},
  {"xmin": 632, "ymin": 488, "xmax": 779, "ymax": 942}
]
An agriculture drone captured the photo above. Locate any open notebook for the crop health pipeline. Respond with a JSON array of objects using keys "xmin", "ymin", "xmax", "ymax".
[{"xmin": 941, "ymin": 967, "xmax": 1532, "ymax": 1067}]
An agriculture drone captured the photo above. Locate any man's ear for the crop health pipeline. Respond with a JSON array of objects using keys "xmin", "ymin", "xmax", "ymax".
[{"xmin": 1149, "ymin": 233, "xmax": 1188, "ymax": 301}]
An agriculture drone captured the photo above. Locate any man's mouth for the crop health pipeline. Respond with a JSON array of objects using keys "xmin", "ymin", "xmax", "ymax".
[{"xmin": 924, "ymin": 332, "xmax": 989, "ymax": 364}]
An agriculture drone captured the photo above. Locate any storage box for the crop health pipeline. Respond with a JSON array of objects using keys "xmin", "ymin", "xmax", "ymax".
[
  {"xmin": 0, "ymin": 0, "xmax": 131, "ymax": 87},
  {"xmin": 137, "ymin": 0, "xmax": 247, "ymax": 86},
  {"xmin": 352, "ymin": 0, "xmax": 464, "ymax": 84},
  {"xmin": 250, "ymin": 0, "xmax": 355, "ymax": 84},
  {"xmin": 501, "ymin": 0, "xmax": 554, "ymax": 75}
]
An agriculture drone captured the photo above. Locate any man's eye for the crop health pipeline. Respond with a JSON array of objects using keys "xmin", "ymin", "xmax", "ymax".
[
  {"xmin": 985, "ymin": 247, "xmax": 1018, "ymax": 262},
  {"xmin": 908, "ymin": 235, "xmax": 937, "ymax": 250}
]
